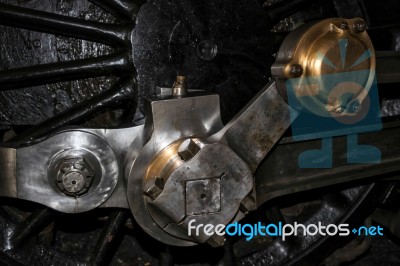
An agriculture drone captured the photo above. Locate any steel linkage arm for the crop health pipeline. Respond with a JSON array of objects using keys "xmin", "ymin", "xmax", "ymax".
[{"xmin": 0, "ymin": 126, "xmax": 143, "ymax": 213}]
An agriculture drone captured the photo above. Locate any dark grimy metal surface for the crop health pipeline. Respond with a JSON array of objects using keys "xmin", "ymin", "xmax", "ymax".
[
  {"xmin": 0, "ymin": 0, "xmax": 398, "ymax": 265},
  {"xmin": 256, "ymin": 123, "xmax": 400, "ymax": 206},
  {"xmin": 0, "ymin": 53, "xmax": 131, "ymax": 91},
  {"xmin": 0, "ymin": 3, "xmax": 129, "ymax": 47},
  {"xmin": 11, "ymin": 78, "xmax": 137, "ymax": 144},
  {"xmin": 0, "ymin": 0, "xmax": 120, "ymax": 127}
]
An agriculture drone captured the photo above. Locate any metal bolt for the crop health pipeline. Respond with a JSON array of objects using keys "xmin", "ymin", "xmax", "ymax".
[
  {"xmin": 62, "ymin": 171, "xmax": 86, "ymax": 193},
  {"xmin": 289, "ymin": 64, "xmax": 303, "ymax": 78},
  {"xmin": 56, "ymin": 157, "xmax": 94, "ymax": 197},
  {"xmin": 144, "ymin": 177, "xmax": 164, "ymax": 200},
  {"xmin": 340, "ymin": 21, "xmax": 349, "ymax": 30},
  {"xmin": 346, "ymin": 100, "xmax": 361, "ymax": 113},
  {"xmin": 239, "ymin": 195, "xmax": 256, "ymax": 214},
  {"xmin": 353, "ymin": 21, "xmax": 366, "ymax": 33},
  {"xmin": 172, "ymin": 76, "xmax": 188, "ymax": 98}
]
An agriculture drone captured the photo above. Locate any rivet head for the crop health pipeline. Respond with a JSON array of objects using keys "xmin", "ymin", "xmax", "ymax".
[{"xmin": 353, "ymin": 21, "xmax": 367, "ymax": 33}]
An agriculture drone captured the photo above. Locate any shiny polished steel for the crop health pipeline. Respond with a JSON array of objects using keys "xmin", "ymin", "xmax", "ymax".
[
  {"xmin": 18, "ymin": 130, "xmax": 119, "ymax": 213},
  {"xmin": 210, "ymin": 81, "xmax": 294, "ymax": 173},
  {"xmin": 125, "ymin": 78, "xmax": 293, "ymax": 246},
  {"xmin": 0, "ymin": 126, "xmax": 143, "ymax": 213},
  {"xmin": 146, "ymin": 141, "xmax": 253, "ymax": 246},
  {"xmin": 0, "ymin": 148, "xmax": 17, "ymax": 198},
  {"xmin": 125, "ymin": 93, "xmax": 225, "ymax": 246},
  {"xmin": 94, "ymin": 126, "xmax": 144, "ymax": 209},
  {"xmin": 272, "ymin": 18, "xmax": 375, "ymax": 117}
]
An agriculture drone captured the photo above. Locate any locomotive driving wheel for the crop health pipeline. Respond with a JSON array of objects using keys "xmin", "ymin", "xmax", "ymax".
[{"xmin": 0, "ymin": 1, "xmax": 398, "ymax": 265}]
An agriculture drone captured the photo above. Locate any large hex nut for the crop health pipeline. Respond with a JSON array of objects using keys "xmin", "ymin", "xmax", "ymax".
[{"xmin": 56, "ymin": 157, "xmax": 94, "ymax": 197}]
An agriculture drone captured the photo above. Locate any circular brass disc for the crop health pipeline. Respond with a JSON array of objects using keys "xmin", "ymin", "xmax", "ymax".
[{"xmin": 272, "ymin": 18, "xmax": 375, "ymax": 117}]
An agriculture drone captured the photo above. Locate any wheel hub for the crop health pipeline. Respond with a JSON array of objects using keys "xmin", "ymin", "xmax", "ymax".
[
  {"xmin": 143, "ymin": 139, "xmax": 253, "ymax": 246},
  {"xmin": 125, "ymin": 86, "xmax": 256, "ymax": 246}
]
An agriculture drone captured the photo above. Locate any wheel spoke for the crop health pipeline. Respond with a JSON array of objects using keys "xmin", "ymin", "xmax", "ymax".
[
  {"xmin": 0, "ymin": 3, "xmax": 130, "ymax": 47},
  {"xmin": 0, "ymin": 53, "xmax": 132, "ymax": 90},
  {"xmin": 264, "ymin": 0, "xmax": 322, "ymax": 26},
  {"xmin": 11, "ymin": 78, "xmax": 137, "ymax": 144},
  {"xmin": 89, "ymin": 0, "xmax": 141, "ymax": 22},
  {"xmin": 7, "ymin": 208, "xmax": 54, "ymax": 250},
  {"xmin": 86, "ymin": 210, "xmax": 128, "ymax": 265}
]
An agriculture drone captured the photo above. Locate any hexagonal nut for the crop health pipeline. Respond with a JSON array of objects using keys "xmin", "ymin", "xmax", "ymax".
[
  {"xmin": 178, "ymin": 139, "xmax": 201, "ymax": 161},
  {"xmin": 56, "ymin": 156, "xmax": 95, "ymax": 197},
  {"xmin": 144, "ymin": 177, "xmax": 164, "ymax": 200},
  {"xmin": 353, "ymin": 21, "xmax": 366, "ymax": 33},
  {"xmin": 346, "ymin": 100, "xmax": 361, "ymax": 113}
]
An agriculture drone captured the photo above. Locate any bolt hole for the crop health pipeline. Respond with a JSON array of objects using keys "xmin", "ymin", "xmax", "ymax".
[
  {"xmin": 72, "ymin": 180, "xmax": 76, "ymax": 185},
  {"xmin": 201, "ymin": 193, "xmax": 206, "ymax": 200}
]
